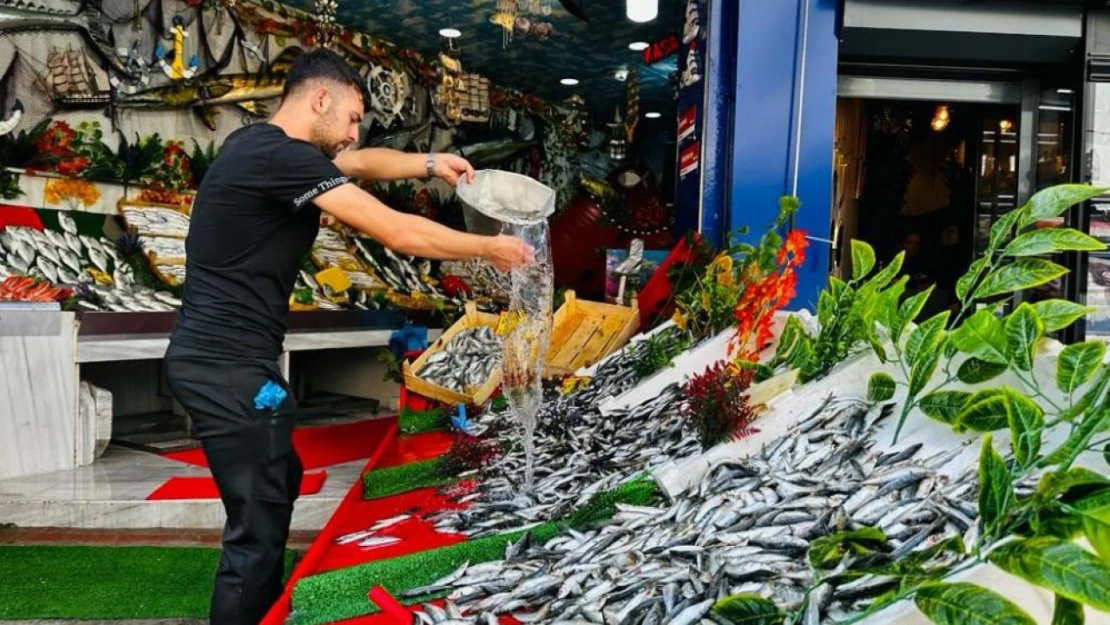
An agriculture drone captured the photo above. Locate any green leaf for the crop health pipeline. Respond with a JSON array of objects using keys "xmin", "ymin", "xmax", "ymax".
[
  {"xmin": 990, "ymin": 210, "xmax": 1026, "ymax": 252},
  {"xmin": 851, "ymin": 240, "xmax": 877, "ymax": 282},
  {"xmin": 920, "ymin": 391, "xmax": 973, "ymax": 425},
  {"xmin": 1004, "ymin": 228, "xmax": 1106, "ymax": 257},
  {"xmin": 1004, "ymin": 303, "xmax": 1044, "ymax": 372},
  {"xmin": 958, "ymin": 358, "xmax": 1009, "ymax": 384},
  {"xmin": 818, "ymin": 291, "xmax": 836, "ymax": 328},
  {"xmin": 877, "ymin": 276, "xmax": 909, "ymax": 331},
  {"xmin": 868, "ymin": 372, "xmax": 897, "ymax": 403},
  {"xmin": 1020, "ymin": 184, "xmax": 1110, "ymax": 229},
  {"xmin": 1079, "ymin": 504, "xmax": 1110, "ymax": 564},
  {"xmin": 988, "ymin": 537, "xmax": 1110, "ymax": 611},
  {"xmin": 951, "ymin": 309, "xmax": 1009, "ymax": 364},
  {"xmin": 1033, "ymin": 300, "xmax": 1095, "ymax": 333},
  {"xmin": 711, "ymin": 593, "xmax": 785, "ymax": 625},
  {"xmin": 979, "ymin": 434, "xmax": 1015, "ymax": 535},
  {"xmin": 958, "ymin": 257, "xmax": 991, "ymax": 303},
  {"xmin": 867, "ymin": 251, "xmax": 905, "ymax": 291},
  {"xmin": 907, "ymin": 312, "xmax": 950, "ymax": 366},
  {"xmin": 1003, "ymin": 387, "xmax": 1045, "ymax": 469},
  {"xmin": 905, "ymin": 312, "xmax": 949, "ymax": 398},
  {"xmin": 1041, "ymin": 407, "xmax": 1110, "ymax": 469},
  {"xmin": 1033, "ymin": 468, "xmax": 1110, "ymax": 509},
  {"xmin": 975, "ymin": 259, "xmax": 1069, "ymax": 301},
  {"xmin": 959, "ymin": 389, "xmax": 1012, "ymax": 432},
  {"xmin": 808, "ymin": 527, "xmax": 887, "ymax": 569},
  {"xmin": 895, "ymin": 287, "xmax": 934, "ymax": 340},
  {"xmin": 1056, "ymin": 341, "xmax": 1107, "ymax": 395},
  {"xmin": 1058, "ymin": 365, "xmax": 1110, "ymax": 424},
  {"xmin": 914, "ymin": 582, "xmax": 1036, "ymax": 625},
  {"xmin": 1051, "ymin": 596, "xmax": 1085, "ymax": 625}
]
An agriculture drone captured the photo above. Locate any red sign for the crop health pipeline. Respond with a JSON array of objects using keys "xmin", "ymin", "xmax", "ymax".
[
  {"xmin": 678, "ymin": 106, "xmax": 696, "ymax": 142},
  {"xmin": 679, "ymin": 142, "xmax": 700, "ymax": 178},
  {"xmin": 643, "ymin": 34, "xmax": 680, "ymax": 65}
]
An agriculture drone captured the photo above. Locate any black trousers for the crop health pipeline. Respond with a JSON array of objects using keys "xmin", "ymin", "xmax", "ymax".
[{"xmin": 165, "ymin": 348, "xmax": 302, "ymax": 625}]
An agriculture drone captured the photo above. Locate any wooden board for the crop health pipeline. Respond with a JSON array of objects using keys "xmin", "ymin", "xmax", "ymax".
[
  {"xmin": 402, "ymin": 302, "xmax": 501, "ymax": 406},
  {"xmin": 543, "ymin": 290, "xmax": 639, "ymax": 378}
]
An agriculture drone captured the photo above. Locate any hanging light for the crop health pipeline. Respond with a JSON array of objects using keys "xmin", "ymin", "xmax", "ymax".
[
  {"xmin": 999, "ymin": 119, "xmax": 1013, "ymax": 133},
  {"xmin": 627, "ymin": 0, "xmax": 658, "ymax": 22},
  {"xmin": 931, "ymin": 105, "xmax": 950, "ymax": 132}
]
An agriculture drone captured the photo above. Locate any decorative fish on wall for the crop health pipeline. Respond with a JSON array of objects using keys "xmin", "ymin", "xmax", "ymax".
[{"xmin": 115, "ymin": 48, "xmax": 304, "ymax": 130}]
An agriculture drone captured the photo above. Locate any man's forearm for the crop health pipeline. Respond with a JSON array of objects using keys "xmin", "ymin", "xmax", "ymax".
[
  {"xmin": 336, "ymin": 148, "xmax": 428, "ymax": 181},
  {"xmin": 391, "ymin": 212, "xmax": 490, "ymax": 260}
]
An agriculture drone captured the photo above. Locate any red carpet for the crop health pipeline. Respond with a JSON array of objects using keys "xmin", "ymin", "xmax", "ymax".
[
  {"xmin": 146, "ymin": 471, "xmax": 328, "ymax": 500},
  {"xmin": 163, "ymin": 418, "xmax": 395, "ymax": 471},
  {"xmin": 375, "ymin": 431, "xmax": 456, "ymax": 469},
  {"xmin": 315, "ymin": 480, "xmax": 476, "ymax": 574}
]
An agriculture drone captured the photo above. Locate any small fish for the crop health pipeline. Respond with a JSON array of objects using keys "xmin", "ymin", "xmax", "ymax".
[
  {"xmin": 357, "ymin": 536, "xmax": 401, "ymax": 549},
  {"xmin": 58, "ymin": 212, "xmax": 78, "ymax": 235}
]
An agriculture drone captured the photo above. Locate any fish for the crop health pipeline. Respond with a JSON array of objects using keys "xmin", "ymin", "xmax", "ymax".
[
  {"xmin": 365, "ymin": 119, "xmax": 433, "ymax": 152},
  {"xmin": 64, "ymin": 231, "xmax": 83, "ymax": 254},
  {"xmin": 57, "ymin": 212, "xmax": 77, "ymax": 235},
  {"xmin": 454, "ymin": 139, "xmax": 536, "ymax": 167},
  {"xmin": 409, "ymin": 364, "xmax": 981, "ymax": 625},
  {"xmin": 417, "ymin": 326, "xmax": 502, "ymax": 393},
  {"xmin": 35, "ymin": 256, "xmax": 58, "ymax": 283},
  {"xmin": 116, "ymin": 48, "xmax": 302, "ymax": 130}
]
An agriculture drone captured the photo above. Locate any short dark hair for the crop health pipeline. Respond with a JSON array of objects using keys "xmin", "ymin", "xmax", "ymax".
[{"xmin": 282, "ymin": 48, "xmax": 367, "ymax": 107}]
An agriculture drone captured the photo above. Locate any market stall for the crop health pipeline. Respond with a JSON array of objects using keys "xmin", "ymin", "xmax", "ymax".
[{"xmin": 261, "ymin": 184, "xmax": 1110, "ymax": 625}]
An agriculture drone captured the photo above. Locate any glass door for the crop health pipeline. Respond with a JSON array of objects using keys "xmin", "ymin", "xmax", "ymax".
[{"xmin": 1080, "ymin": 82, "xmax": 1110, "ymax": 343}]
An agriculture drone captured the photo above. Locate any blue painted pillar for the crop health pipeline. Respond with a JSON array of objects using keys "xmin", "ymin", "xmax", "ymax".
[{"xmin": 726, "ymin": 0, "xmax": 839, "ymax": 311}]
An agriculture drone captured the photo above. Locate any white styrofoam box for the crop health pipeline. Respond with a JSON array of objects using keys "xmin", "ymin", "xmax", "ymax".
[
  {"xmin": 597, "ymin": 312, "xmax": 795, "ymax": 417},
  {"xmin": 653, "ymin": 316, "xmax": 1106, "ymax": 499}
]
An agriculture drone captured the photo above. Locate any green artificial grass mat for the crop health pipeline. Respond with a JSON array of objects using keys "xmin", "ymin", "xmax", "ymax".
[
  {"xmin": 292, "ymin": 478, "xmax": 662, "ymax": 625},
  {"xmin": 0, "ymin": 545, "xmax": 295, "ymax": 619},
  {"xmin": 398, "ymin": 407, "xmax": 448, "ymax": 435},
  {"xmin": 363, "ymin": 458, "xmax": 454, "ymax": 500}
]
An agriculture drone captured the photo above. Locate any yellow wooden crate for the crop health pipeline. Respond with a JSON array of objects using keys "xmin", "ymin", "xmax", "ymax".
[
  {"xmin": 543, "ymin": 290, "xmax": 640, "ymax": 378},
  {"xmin": 402, "ymin": 302, "xmax": 502, "ymax": 406}
]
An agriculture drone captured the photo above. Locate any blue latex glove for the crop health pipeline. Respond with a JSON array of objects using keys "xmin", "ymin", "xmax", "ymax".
[
  {"xmin": 253, "ymin": 380, "xmax": 288, "ymax": 411},
  {"xmin": 451, "ymin": 404, "xmax": 473, "ymax": 435}
]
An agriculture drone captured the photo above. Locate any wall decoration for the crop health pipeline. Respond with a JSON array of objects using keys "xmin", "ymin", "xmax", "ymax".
[
  {"xmin": 0, "ymin": 100, "xmax": 22, "ymax": 136},
  {"xmin": 624, "ymin": 68, "xmax": 639, "ymax": 143},
  {"xmin": 367, "ymin": 63, "xmax": 409, "ymax": 129},
  {"xmin": 156, "ymin": 15, "xmax": 202, "ymax": 80},
  {"xmin": 682, "ymin": 0, "xmax": 700, "ymax": 44}
]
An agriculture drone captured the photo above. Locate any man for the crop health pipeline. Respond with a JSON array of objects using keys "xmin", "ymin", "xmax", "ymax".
[{"xmin": 164, "ymin": 48, "xmax": 531, "ymax": 625}]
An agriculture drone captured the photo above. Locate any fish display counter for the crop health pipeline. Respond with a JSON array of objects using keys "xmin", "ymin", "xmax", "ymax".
[{"xmin": 0, "ymin": 301, "xmax": 446, "ymax": 482}]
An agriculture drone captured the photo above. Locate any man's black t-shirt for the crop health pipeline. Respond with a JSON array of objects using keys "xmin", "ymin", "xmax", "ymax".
[{"xmin": 169, "ymin": 123, "xmax": 350, "ymax": 361}]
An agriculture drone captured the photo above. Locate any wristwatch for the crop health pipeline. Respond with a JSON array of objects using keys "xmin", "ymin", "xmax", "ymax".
[{"xmin": 425, "ymin": 153, "xmax": 436, "ymax": 179}]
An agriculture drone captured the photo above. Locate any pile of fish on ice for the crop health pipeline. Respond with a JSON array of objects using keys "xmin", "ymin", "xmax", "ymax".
[
  {"xmin": 426, "ymin": 338, "xmax": 702, "ymax": 539},
  {"xmin": 405, "ymin": 393, "xmax": 1012, "ymax": 625},
  {"xmin": 0, "ymin": 220, "xmax": 182, "ymax": 311}
]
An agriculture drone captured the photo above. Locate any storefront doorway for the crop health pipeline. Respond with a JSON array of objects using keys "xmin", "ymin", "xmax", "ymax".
[{"xmin": 831, "ymin": 75, "xmax": 1076, "ymax": 322}]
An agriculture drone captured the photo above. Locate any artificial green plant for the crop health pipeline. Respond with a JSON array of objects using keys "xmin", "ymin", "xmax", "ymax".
[{"xmin": 728, "ymin": 183, "xmax": 1110, "ymax": 625}]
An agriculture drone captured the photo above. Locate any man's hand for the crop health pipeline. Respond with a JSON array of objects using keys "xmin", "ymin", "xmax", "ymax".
[
  {"xmin": 434, "ymin": 153, "xmax": 476, "ymax": 186},
  {"xmin": 483, "ymin": 235, "xmax": 534, "ymax": 271}
]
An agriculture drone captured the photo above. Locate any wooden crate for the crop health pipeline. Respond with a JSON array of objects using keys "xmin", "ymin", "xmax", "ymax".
[
  {"xmin": 402, "ymin": 302, "xmax": 502, "ymax": 406},
  {"xmin": 544, "ymin": 290, "xmax": 640, "ymax": 378}
]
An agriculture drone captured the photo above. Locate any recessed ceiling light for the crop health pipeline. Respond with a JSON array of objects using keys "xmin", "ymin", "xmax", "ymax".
[
  {"xmin": 1057, "ymin": 88, "xmax": 1075, "ymax": 95},
  {"xmin": 645, "ymin": 112, "xmax": 662, "ymax": 119},
  {"xmin": 439, "ymin": 28, "xmax": 461, "ymax": 38},
  {"xmin": 613, "ymin": 69, "xmax": 629, "ymax": 82},
  {"xmin": 560, "ymin": 78, "xmax": 580, "ymax": 86},
  {"xmin": 629, "ymin": 41, "xmax": 649, "ymax": 51},
  {"xmin": 627, "ymin": 0, "xmax": 658, "ymax": 22}
]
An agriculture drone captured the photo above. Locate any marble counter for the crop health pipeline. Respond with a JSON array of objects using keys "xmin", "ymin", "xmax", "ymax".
[{"xmin": 0, "ymin": 311, "xmax": 79, "ymax": 481}]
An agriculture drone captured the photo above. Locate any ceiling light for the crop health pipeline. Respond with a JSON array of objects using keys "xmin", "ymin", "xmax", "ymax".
[
  {"xmin": 627, "ymin": 0, "xmax": 658, "ymax": 22},
  {"xmin": 1057, "ymin": 88, "xmax": 1075, "ymax": 95},
  {"xmin": 613, "ymin": 69, "xmax": 629, "ymax": 82},
  {"xmin": 645, "ymin": 112, "xmax": 661, "ymax": 119},
  {"xmin": 628, "ymin": 41, "xmax": 649, "ymax": 51},
  {"xmin": 438, "ymin": 28, "xmax": 461, "ymax": 38},
  {"xmin": 560, "ymin": 78, "xmax": 579, "ymax": 86}
]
